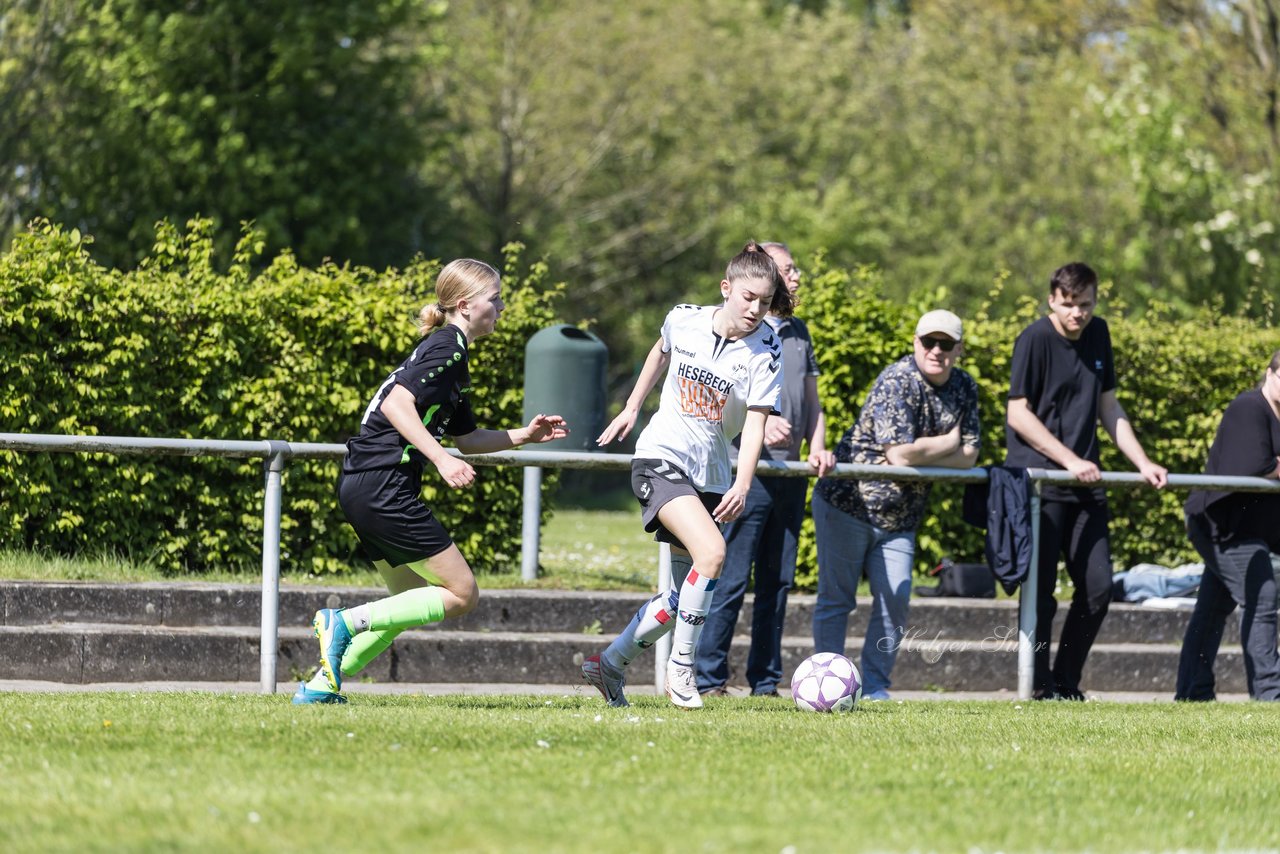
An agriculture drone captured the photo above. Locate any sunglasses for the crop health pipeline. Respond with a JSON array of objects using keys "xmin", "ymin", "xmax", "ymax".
[{"xmin": 918, "ymin": 335, "xmax": 958, "ymax": 353}]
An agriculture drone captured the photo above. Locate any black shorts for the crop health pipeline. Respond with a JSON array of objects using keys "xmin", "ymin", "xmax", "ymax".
[
  {"xmin": 630, "ymin": 458, "xmax": 722, "ymax": 550},
  {"xmin": 337, "ymin": 466, "xmax": 453, "ymax": 566}
]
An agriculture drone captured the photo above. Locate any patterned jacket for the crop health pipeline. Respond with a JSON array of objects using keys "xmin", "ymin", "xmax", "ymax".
[{"xmin": 816, "ymin": 355, "xmax": 981, "ymax": 532}]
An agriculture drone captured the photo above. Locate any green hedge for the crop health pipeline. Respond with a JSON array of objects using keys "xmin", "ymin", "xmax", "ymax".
[
  {"xmin": 798, "ymin": 257, "xmax": 1278, "ymax": 590},
  {"xmin": 0, "ymin": 219, "xmax": 564, "ymax": 575},
  {"xmin": 4, "ymin": 220, "xmax": 1274, "ymax": 584}
]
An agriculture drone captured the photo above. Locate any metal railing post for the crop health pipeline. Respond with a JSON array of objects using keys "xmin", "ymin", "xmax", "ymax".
[
  {"xmin": 1018, "ymin": 476, "xmax": 1043, "ymax": 701},
  {"xmin": 655, "ymin": 543, "xmax": 673, "ymax": 691},
  {"xmin": 521, "ymin": 466, "xmax": 543, "ymax": 582},
  {"xmin": 259, "ymin": 441, "xmax": 290, "ymax": 694}
]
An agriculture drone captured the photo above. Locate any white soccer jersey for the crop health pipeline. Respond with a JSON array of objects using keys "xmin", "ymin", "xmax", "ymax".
[{"xmin": 634, "ymin": 304, "xmax": 783, "ymax": 492}]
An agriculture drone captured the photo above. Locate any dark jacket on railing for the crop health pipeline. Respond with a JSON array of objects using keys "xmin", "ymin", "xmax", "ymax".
[{"xmin": 963, "ymin": 466, "xmax": 1034, "ymax": 595}]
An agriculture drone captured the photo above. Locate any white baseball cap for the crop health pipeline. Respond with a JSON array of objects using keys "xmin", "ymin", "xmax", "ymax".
[{"xmin": 915, "ymin": 309, "xmax": 963, "ymax": 341}]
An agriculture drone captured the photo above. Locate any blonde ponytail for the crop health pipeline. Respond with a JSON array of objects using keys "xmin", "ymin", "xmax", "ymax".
[
  {"xmin": 417, "ymin": 259, "xmax": 500, "ymax": 336},
  {"xmin": 417, "ymin": 302, "xmax": 447, "ymax": 333}
]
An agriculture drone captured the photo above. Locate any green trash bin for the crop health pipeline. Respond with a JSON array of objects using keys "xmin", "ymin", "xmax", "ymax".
[{"xmin": 523, "ymin": 324, "xmax": 608, "ymax": 451}]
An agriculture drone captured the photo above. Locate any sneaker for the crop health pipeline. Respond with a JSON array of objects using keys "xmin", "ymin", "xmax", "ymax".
[
  {"xmin": 665, "ymin": 658, "xmax": 704, "ymax": 710},
  {"xmin": 699, "ymin": 685, "xmax": 729, "ymax": 697},
  {"xmin": 291, "ymin": 681, "xmax": 348, "ymax": 705},
  {"xmin": 750, "ymin": 688, "xmax": 782, "ymax": 698},
  {"xmin": 1033, "ymin": 688, "xmax": 1087, "ymax": 702},
  {"xmin": 582, "ymin": 653, "xmax": 629, "ymax": 707},
  {"xmin": 312, "ymin": 608, "xmax": 353, "ymax": 692},
  {"xmin": 863, "ymin": 689, "xmax": 891, "ymax": 701}
]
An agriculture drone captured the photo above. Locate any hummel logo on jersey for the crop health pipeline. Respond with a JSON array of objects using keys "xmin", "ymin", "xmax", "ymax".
[
  {"xmin": 639, "ymin": 481, "xmax": 652, "ymax": 499},
  {"xmin": 673, "ymin": 346, "xmax": 695, "ymax": 357}
]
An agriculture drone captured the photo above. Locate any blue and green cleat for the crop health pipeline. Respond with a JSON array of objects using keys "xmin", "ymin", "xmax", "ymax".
[
  {"xmin": 291, "ymin": 681, "xmax": 348, "ymax": 705},
  {"xmin": 312, "ymin": 608, "xmax": 353, "ymax": 692}
]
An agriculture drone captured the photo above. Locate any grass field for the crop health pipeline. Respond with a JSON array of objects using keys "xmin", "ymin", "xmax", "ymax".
[
  {"xmin": 1, "ymin": 691, "xmax": 1276, "ymax": 852},
  {"xmin": 531, "ymin": 508, "xmax": 657, "ymax": 589}
]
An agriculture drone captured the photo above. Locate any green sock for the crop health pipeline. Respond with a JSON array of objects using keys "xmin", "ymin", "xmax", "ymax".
[
  {"xmin": 367, "ymin": 586, "xmax": 447, "ymax": 632},
  {"xmin": 340, "ymin": 627, "xmax": 404, "ymax": 676}
]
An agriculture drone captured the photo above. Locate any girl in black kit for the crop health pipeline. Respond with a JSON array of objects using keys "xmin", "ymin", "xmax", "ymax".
[
  {"xmin": 295, "ymin": 258, "xmax": 568, "ymax": 704},
  {"xmin": 1176, "ymin": 350, "xmax": 1280, "ymax": 702}
]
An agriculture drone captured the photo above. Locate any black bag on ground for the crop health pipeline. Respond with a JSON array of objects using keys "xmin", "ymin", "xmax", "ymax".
[{"xmin": 915, "ymin": 557, "xmax": 996, "ymax": 598}]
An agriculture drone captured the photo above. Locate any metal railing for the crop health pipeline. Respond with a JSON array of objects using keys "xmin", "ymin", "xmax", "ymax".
[{"xmin": 3, "ymin": 431, "xmax": 1279, "ymax": 699}]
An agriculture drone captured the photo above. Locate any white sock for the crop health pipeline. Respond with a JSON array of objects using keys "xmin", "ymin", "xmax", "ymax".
[
  {"xmin": 671, "ymin": 567, "xmax": 717, "ymax": 665},
  {"xmin": 344, "ymin": 604, "xmax": 372, "ymax": 632},
  {"xmin": 602, "ymin": 553, "xmax": 692, "ymax": 669}
]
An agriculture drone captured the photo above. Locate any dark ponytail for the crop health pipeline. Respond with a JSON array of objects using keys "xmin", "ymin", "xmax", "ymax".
[{"xmin": 725, "ymin": 240, "xmax": 794, "ymax": 318}]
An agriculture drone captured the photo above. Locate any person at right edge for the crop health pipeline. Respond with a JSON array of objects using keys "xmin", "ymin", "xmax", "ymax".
[
  {"xmin": 1004, "ymin": 262, "xmax": 1167, "ymax": 701},
  {"xmin": 1176, "ymin": 349, "xmax": 1280, "ymax": 702}
]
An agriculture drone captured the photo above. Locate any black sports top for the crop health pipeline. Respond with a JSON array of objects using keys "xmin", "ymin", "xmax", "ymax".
[{"xmin": 342, "ymin": 324, "xmax": 478, "ymax": 474}]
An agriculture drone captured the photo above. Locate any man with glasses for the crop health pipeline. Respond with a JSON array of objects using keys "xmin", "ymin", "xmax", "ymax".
[
  {"xmin": 1005, "ymin": 262, "xmax": 1167, "ymax": 701},
  {"xmin": 810, "ymin": 309, "xmax": 981, "ymax": 700},
  {"xmin": 695, "ymin": 242, "xmax": 836, "ymax": 698}
]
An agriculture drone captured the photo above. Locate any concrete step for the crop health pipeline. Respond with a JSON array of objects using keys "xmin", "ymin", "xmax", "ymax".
[
  {"xmin": 0, "ymin": 621, "xmax": 1247, "ymax": 693},
  {"xmin": 0, "ymin": 580, "xmax": 1229, "ymax": 646},
  {"xmin": 0, "ymin": 581, "xmax": 643, "ymax": 635}
]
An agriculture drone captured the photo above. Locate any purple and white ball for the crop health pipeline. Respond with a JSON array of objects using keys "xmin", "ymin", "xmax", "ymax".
[{"xmin": 790, "ymin": 652, "xmax": 862, "ymax": 713}]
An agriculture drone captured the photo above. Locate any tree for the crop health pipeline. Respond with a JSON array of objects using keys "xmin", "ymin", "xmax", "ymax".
[
  {"xmin": 723, "ymin": 1, "xmax": 1279, "ymax": 319},
  {"xmin": 720, "ymin": 2, "xmax": 1120, "ymax": 306},
  {"xmin": 7, "ymin": 0, "xmax": 1276, "ymax": 382},
  {"xmin": 13, "ymin": 0, "xmax": 442, "ymax": 269},
  {"xmin": 0, "ymin": 0, "xmax": 74, "ymax": 249},
  {"xmin": 416, "ymin": 0, "xmax": 773, "ymax": 389}
]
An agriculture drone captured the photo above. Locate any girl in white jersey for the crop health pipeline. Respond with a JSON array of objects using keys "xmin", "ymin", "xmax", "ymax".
[{"xmin": 583, "ymin": 242, "xmax": 793, "ymax": 709}]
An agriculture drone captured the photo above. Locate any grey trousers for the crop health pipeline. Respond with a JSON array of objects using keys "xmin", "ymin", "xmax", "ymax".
[{"xmin": 1176, "ymin": 512, "xmax": 1280, "ymax": 701}]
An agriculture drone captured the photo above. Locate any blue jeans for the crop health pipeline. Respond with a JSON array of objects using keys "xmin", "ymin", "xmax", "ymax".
[
  {"xmin": 695, "ymin": 475, "xmax": 807, "ymax": 694},
  {"xmin": 811, "ymin": 490, "xmax": 916, "ymax": 696}
]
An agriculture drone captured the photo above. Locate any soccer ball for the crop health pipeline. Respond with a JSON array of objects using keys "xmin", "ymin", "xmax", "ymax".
[{"xmin": 790, "ymin": 652, "xmax": 862, "ymax": 713}]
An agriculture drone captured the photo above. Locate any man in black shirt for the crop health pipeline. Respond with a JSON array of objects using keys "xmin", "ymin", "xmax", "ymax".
[
  {"xmin": 1176, "ymin": 350, "xmax": 1280, "ymax": 701},
  {"xmin": 1005, "ymin": 262, "xmax": 1167, "ymax": 700}
]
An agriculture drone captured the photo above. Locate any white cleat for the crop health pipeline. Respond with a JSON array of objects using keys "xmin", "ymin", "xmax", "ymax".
[
  {"xmin": 582, "ymin": 653, "xmax": 629, "ymax": 707},
  {"xmin": 665, "ymin": 658, "xmax": 704, "ymax": 710}
]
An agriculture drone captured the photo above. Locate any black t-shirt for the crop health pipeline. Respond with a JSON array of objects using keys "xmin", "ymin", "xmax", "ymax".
[
  {"xmin": 342, "ymin": 324, "xmax": 479, "ymax": 474},
  {"xmin": 1185, "ymin": 389, "xmax": 1280, "ymax": 549},
  {"xmin": 1004, "ymin": 315, "xmax": 1117, "ymax": 503}
]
